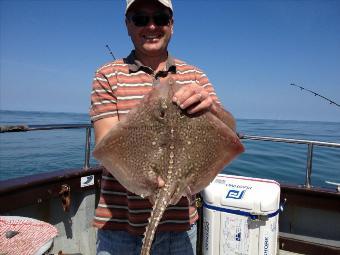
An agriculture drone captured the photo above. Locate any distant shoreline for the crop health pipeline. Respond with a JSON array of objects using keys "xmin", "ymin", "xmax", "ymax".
[{"xmin": 0, "ymin": 109, "xmax": 88, "ymax": 116}]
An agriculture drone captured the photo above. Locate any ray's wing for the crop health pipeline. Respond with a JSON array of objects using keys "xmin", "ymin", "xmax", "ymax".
[
  {"xmin": 187, "ymin": 112, "xmax": 244, "ymax": 194},
  {"xmin": 161, "ymin": 98, "xmax": 244, "ymax": 203},
  {"xmin": 93, "ymin": 90, "xmax": 168, "ymax": 198}
]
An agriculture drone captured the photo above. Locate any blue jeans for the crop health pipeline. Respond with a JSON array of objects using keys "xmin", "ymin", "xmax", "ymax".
[{"xmin": 96, "ymin": 223, "xmax": 197, "ymax": 255}]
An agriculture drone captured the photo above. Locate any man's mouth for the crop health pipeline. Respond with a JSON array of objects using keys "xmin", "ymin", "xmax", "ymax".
[{"xmin": 143, "ymin": 34, "xmax": 162, "ymax": 41}]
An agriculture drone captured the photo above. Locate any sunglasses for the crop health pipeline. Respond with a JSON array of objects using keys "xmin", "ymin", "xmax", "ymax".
[{"xmin": 130, "ymin": 13, "xmax": 172, "ymax": 27}]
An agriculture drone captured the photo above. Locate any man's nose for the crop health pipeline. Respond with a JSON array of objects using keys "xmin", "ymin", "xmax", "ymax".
[{"xmin": 146, "ymin": 20, "xmax": 157, "ymax": 29}]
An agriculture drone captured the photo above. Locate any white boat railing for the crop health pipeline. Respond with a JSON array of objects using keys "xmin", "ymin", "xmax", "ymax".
[
  {"xmin": 239, "ymin": 134, "xmax": 340, "ymax": 188},
  {"xmin": 1, "ymin": 124, "xmax": 340, "ymax": 188},
  {"xmin": 0, "ymin": 123, "xmax": 93, "ymax": 170}
]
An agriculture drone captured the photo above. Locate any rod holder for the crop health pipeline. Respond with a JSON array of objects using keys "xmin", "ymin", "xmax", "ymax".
[
  {"xmin": 305, "ymin": 143, "xmax": 314, "ymax": 188},
  {"xmin": 84, "ymin": 127, "xmax": 92, "ymax": 170}
]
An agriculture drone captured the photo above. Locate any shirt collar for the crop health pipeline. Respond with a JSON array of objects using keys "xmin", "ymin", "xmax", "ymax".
[{"xmin": 125, "ymin": 50, "xmax": 176, "ymax": 76}]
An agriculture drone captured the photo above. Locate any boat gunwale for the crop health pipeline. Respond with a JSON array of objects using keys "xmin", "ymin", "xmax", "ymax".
[
  {"xmin": 0, "ymin": 167, "xmax": 102, "ymax": 214},
  {"xmin": 1, "ymin": 166, "xmax": 339, "ymax": 213},
  {"xmin": 0, "ymin": 167, "xmax": 102, "ymax": 195}
]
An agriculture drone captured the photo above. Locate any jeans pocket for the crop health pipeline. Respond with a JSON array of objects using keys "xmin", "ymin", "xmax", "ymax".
[{"xmin": 187, "ymin": 223, "xmax": 197, "ymax": 238}]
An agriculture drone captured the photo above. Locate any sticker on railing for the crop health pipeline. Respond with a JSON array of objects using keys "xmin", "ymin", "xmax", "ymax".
[{"xmin": 81, "ymin": 175, "xmax": 94, "ymax": 187}]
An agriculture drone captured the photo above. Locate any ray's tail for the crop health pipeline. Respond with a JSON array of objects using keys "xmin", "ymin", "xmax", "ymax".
[{"xmin": 140, "ymin": 183, "xmax": 175, "ymax": 255}]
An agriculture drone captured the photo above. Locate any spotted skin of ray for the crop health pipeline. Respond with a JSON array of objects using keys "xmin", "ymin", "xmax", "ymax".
[{"xmin": 93, "ymin": 76, "xmax": 245, "ymax": 255}]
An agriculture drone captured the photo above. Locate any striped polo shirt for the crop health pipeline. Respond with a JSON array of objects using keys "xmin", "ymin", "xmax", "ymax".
[{"xmin": 90, "ymin": 51, "xmax": 219, "ymax": 235}]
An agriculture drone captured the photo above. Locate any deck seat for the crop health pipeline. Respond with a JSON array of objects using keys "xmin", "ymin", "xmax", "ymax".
[{"xmin": 0, "ymin": 216, "xmax": 58, "ymax": 255}]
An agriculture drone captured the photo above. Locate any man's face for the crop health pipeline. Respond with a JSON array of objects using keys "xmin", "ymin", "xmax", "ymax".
[{"xmin": 126, "ymin": 1, "xmax": 173, "ymax": 58}]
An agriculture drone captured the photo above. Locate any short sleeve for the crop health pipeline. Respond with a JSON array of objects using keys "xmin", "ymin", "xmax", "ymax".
[
  {"xmin": 195, "ymin": 68, "xmax": 222, "ymax": 106},
  {"xmin": 89, "ymin": 67, "xmax": 118, "ymax": 122}
]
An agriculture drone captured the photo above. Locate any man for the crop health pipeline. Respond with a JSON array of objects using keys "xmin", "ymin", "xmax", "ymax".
[{"xmin": 90, "ymin": 0, "xmax": 236, "ymax": 254}]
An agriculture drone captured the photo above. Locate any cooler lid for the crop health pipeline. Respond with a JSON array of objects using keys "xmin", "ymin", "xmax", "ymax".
[{"xmin": 207, "ymin": 174, "xmax": 280, "ymax": 213}]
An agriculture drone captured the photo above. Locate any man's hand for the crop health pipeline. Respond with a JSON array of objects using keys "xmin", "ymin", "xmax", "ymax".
[
  {"xmin": 172, "ymin": 83, "xmax": 214, "ymax": 114},
  {"xmin": 172, "ymin": 82, "xmax": 237, "ymax": 131}
]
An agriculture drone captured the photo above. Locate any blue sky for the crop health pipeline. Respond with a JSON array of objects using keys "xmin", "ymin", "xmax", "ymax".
[{"xmin": 1, "ymin": 0, "xmax": 339, "ymax": 122}]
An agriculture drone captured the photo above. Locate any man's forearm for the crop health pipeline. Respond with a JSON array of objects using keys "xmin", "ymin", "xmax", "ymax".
[{"xmin": 210, "ymin": 102, "xmax": 236, "ymax": 132}]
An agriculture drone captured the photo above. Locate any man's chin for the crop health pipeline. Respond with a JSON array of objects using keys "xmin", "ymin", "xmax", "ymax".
[{"xmin": 142, "ymin": 47, "xmax": 167, "ymax": 56}]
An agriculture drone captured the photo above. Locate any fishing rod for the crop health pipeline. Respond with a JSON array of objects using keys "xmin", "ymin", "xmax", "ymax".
[
  {"xmin": 105, "ymin": 44, "xmax": 116, "ymax": 60},
  {"xmin": 290, "ymin": 83, "xmax": 340, "ymax": 108}
]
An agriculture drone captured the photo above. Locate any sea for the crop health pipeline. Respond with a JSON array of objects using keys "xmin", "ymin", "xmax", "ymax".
[{"xmin": 0, "ymin": 110, "xmax": 339, "ymax": 189}]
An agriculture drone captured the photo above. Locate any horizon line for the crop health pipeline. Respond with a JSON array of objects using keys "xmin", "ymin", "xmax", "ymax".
[{"xmin": 1, "ymin": 108, "xmax": 339, "ymax": 124}]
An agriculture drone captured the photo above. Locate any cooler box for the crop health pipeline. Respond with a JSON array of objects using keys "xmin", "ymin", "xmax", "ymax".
[{"xmin": 201, "ymin": 174, "xmax": 280, "ymax": 255}]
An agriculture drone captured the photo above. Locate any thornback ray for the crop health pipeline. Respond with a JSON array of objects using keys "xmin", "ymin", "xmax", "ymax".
[{"xmin": 93, "ymin": 76, "xmax": 245, "ymax": 255}]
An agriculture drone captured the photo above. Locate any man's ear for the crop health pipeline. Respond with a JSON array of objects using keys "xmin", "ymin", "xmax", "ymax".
[{"xmin": 171, "ymin": 19, "xmax": 174, "ymax": 35}]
